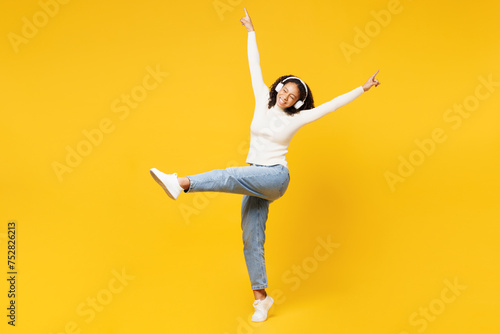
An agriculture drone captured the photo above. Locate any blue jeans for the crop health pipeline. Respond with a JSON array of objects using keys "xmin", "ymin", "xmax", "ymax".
[{"xmin": 185, "ymin": 163, "xmax": 290, "ymax": 290}]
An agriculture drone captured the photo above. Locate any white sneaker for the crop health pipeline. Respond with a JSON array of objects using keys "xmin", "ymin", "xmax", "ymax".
[
  {"xmin": 251, "ymin": 295, "xmax": 274, "ymax": 322},
  {"xmin": 150, "ymin": 168, "xmax": 184, "ymax": 200}
]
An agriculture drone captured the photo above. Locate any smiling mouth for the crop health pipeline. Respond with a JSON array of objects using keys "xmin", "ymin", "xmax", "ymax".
[{"xmin": 279, "ymin": 97, "xmax": 286, "ymax": 105}]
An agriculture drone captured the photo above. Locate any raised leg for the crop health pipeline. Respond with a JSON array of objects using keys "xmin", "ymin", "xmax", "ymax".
[{"xmin": 184, "ymin": 165, "xmax": 289, "ymax": 201}]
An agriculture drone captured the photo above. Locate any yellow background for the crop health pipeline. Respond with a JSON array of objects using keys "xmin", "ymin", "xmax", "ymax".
[{"xmin": 1, "ymin": 0, "xmax": 499, "ymax": 333}]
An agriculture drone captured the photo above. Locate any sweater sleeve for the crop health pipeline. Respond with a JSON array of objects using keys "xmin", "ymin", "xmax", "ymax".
[
  {"xmin": 247, "ymin": 31, "xmax": 269, "ymax": 100},
  {"xmin": 293, "ymin": 86, "xmax": 365, "ymax": 125}
]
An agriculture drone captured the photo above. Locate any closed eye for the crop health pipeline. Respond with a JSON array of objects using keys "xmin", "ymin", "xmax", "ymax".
[{"xmin": 283, "ymin": 87, "xmax": 296, "ymax": 99}]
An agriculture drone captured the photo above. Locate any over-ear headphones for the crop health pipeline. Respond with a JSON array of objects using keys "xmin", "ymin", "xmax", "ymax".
[{"xmin": 275, "ymin": 76, "xmax": 309, "ymax": 109}]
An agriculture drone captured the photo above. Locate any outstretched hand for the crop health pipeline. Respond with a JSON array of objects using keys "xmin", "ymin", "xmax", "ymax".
[
  {"xmin": 362, "ymin": 70, "xmax": 381, "ymax": 92},
  {"xmin": 240, "ymin": 8, "xmax": 254, "ymax": 32}
]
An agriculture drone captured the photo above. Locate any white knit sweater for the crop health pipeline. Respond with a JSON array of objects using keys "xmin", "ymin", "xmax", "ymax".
[{"xmin": 245, "ymin": 31, "xmax": 365, "ymax": 168}]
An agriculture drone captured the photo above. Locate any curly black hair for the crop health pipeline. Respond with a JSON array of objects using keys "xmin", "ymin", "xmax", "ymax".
[{"xmin": 268, "ymin": 75, "xmax": 315, "ymax": 115}]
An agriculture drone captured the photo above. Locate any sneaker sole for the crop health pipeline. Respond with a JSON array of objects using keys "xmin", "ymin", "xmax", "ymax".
[{"xmin": 150, "ymin": 168, "xmax": 177, "ymax": 200}]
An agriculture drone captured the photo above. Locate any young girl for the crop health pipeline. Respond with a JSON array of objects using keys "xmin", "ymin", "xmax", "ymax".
[{"xmin": 150, "ymin": 8, "xmax": 381, "ymax": 322}]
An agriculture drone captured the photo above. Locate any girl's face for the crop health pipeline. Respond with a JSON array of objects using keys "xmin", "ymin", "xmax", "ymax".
[{"xmin": 276, "ymin": 82, "xmax": 300, "ymax": 109}]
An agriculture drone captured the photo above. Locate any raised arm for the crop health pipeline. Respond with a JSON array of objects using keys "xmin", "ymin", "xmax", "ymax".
[
  {"xmin": 295, "ymin": 86, "xmax": 365, "ymax": 124},
  {"xmin": 295, "ymin": 70, "xmax": 381, "ymax": 125},
  {"xmin": 240, "ymin": 8, "xmax": 268, "ymax": 99}
]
